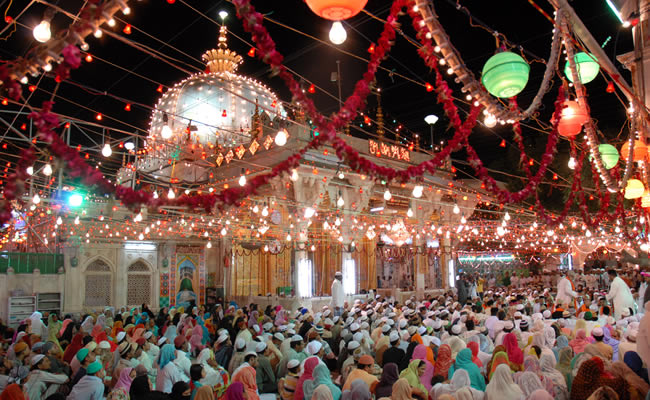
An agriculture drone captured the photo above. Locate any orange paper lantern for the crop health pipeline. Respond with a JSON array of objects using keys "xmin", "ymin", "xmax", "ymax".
[
  {"xmin": 621, "ymin": 140, "xmax": 647, "ymax": 162},
  {"xmin": 557, "ymin": 100, "xmax": 588, "ymax": 138},
  {"xmin": 305, "ymin": 0, "xmax": 368, "ymax": 20}
]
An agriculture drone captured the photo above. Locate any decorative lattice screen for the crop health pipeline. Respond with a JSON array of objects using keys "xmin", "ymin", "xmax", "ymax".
[
  {"xmin": 128, "ymin": 262, "xmax": 149, "ymax": 272},
  {"xmin": 127, "ymin": 261, "xmax": 151, "ymax": 306},
  {"xmin": 85, "ymin": 274, "xmax": 112, "ymax": 307}
]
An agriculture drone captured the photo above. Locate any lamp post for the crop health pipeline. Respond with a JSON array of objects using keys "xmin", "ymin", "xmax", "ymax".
[{"xmin": 424, "ymin": 114, "xmax": 439, "ymax": 150}]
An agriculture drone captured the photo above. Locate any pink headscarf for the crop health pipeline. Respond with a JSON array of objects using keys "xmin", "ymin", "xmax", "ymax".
[
  {"xmin": 467, "ymin": 341, "xmax": 483, "ymax": 367},
  {"xmin": 569, "ymin": 329, "xmax": 590, "ymax": 354},
  {"xmin": 294, "ymin": 356, "xmax": 319, "ymax": 400},
  {"xmin": 114, "ymin": 367, "xmax": 133, "ymax": 392},
  {"xmin": 190, "ymin": 324, "xmax": 204, "ymax": 353},
  {"xmin": 59, "ymin": 319, "xmax": 72, "ymax": 337},
  {"xmin": 411, "ymin": 344, "xmax": 434, "ymax": 390},
  {"xmin": 504, "ymin": 332, "xmax": 524, "ymax": 365}
]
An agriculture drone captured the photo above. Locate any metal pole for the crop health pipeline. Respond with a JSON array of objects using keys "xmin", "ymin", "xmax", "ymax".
[
  {"xmin": 336, "ymin": 60, "xmax": 343, "ymax": 109},
  {"xmin": 430, "ymin": 125, "xmax": 434, "ymax": 150}
]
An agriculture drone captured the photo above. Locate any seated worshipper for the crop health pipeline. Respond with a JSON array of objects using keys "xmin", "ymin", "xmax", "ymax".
[
  {"xmin": 513, "ymin": 356, "xmax": 555, "ymax": 396},
  {"xmin": 304, "ymin": 364, "xmax": 341, "ymax": 400},
  {"xmin": 590, "ymin": 327, "xmax": 614, "ymax": 360},
  {"xmin": 552, "ymin": 335, "xmax": 570, "ymax": 362},
  {"xmin": 113, "ymin": 367, "xmax": 135, "ymax": 396},
  {"xmin": 294, "ymin": 356, "xmax": 319, "ymax": 400},
  {"xmin": 229, "ymin": 338, "xmax": 248, "ymax": 375},
  {"xmin": 606, "ymin": 352, "xmax": 649, "ymax": 400},
  {"xmin": 484, "ymin": 364, "xmax": 524, "ymax": 400},
  {"xmin": 342, "ymin": 354, "xmax": 378, "ymax": 391},
  {"xmin": 516, "ymin": 371, "xmax": 548, "ymax": 399},
  {"xmin": 392, "ymin": 378, "xmax": 416, "ymax": 400},
  {"xmin": 196, "ymin": 348, "xmax": 228, "ymax": 389},
  {"xmin": 190, "ymin": 364, "xmax": 206, "ymax": 399},
  {"xmin": 156, "ymin": 343, "xmax": 188, "ymax": 393},
  {"xmin": 539, "ymin": 354, "xmax": 569, "ymax": 400},
  {"xmin": 431, "ymin": 369, "xmax": 485, "ymax": 400},
  {"xmin": 433, "ymin": 344, "xmax": 452, "ymax": 380},
  {"xmin": 69, "ymin": 348, "xmax": 96, "ymax": 390},
  {"xmin": 372, "ymin": 362, "xmax": 399, "ymax": 399},
  {"xmin": 174, "ymin": 335, "xmax": 192, "ymax": 379},
  {"xmin": 624, "ymin": 352, "xmax": 649, "ymax": 385},
  {"xmin": 411, "ymin": 344, "xmax": 434, "ymax": 391},
  {"xmin": 569, "ymin": 356, "xmax": 629, "ymax": 400},
  {"xmin": 447, "ymin": 348, "xmax": 486, "ymax": 391},
  {"xmin": 618, "ymin": 329, "xmax": 638, "ymax": 361},
  {"xmin": 232, "ymin": 352, "xmax": 267, "ymax": 400},
  {"xmin": 569, "ymin": 329, "xmax": 590, "ymax": 355},
  {"xmin": 341, "ymin": 380, "xmax": 371, "ymax": 400},
  {"xmin": 67, "ymin": 360, "xmax": 105, "ymax": 400},
  {"xmin": 255, "ymin": 342, "xmax": 277, "ymax": 394},
  {"xmin": 398, "ymin": 360, "xmax": 428, "ymax": 399},
  {"xmin": 24, "ymin": 354, "xmax": 69, "ymax": 400},
  {"xmin": 278, "ymin": 359, "xmax": 301, "ymax": 400},
  {"xmin": 215, "ymin": 333, "xmax": 234, "ymax": 370},
  {"xmin": 340, "ymin": 341, "xmax": 361, "ymax": 383}
]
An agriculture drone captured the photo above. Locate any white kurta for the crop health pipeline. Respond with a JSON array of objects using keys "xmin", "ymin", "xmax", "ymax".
[
  {"xmin": 331, "ymin": 279, "xmax": 344, "ymax": 308},
  {"xmin": 606, "ymin": 276, "xmax": 636, "ymax": 320},
  {"xmin": 556, "ymin": 277, "xmax": 578, "ymax": 306}
]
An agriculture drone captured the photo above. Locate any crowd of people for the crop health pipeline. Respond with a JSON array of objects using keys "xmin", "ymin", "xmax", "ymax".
[{"xmin": 0, "ymin": 266, "xmax": 648, "ymax": 400}]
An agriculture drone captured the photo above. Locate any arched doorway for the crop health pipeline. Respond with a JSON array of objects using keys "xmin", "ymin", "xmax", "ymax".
[
  {"xmin": 127, "ymin": 261, "xmax": 152, "ymax": 307},
  {"xmin": 84, "ymin": 258, "xmax": 113, "ymax": 308}
]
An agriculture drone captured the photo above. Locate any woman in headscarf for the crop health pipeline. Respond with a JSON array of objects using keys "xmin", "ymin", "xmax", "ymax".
[
  {"xmin": 539, "ymin": 354, "xmax": 569, "ymax": 400},
  {"xmin": 503, "ymin": 333, "xmax": 524, "ymax": 368},
  {"xmin": 305, "ymin": 364, "xmax": 341, "ymax": 400},
  {"xmin": 231, "ymin": 355, "xmax": 260, "ymax": 400},
  {"xmin": 399, "ymin": 360, "xmax": 428, "ymax": 398},
  {"xmin": 63, "ymin": 332, "xmax": 84, "ymax": 363},
  {"xmin": 59, "ymin": 319, "xmax": 74, "ymax": 345},
  {"xmin": 602, "ymin": 328, "xmax": 620, "ymax": 361},
  {"xmin": 195, "ymin": 385, "xmax": 215, "ymax": 400},
  {"xmin": 391, "ymin": 378, "xmax": 414, "ymax": 400},
  {"xmin": 570, "ymin": 357, "xmax": 629, "ymax": 400},
  {"xmin": 487, "ymin": 351, "xmax": 510, "ymax": 380},
  {"xmin": 434, "ymin": 344, "xmax": 453, "ymax": 380},
  {"xmin": 447, "ymin": 336, "xmax": 466, "ymax": 360},
  {"xmin": 514, "ymin": 356, "xmax": 554, "ymax": 397},
  {"xmin": 552, "ymin": 335, "xmax": 570, "ymax": 362},
  {"xmin": 431, "ymin": 369, "xmax": 484, "ymax": 400},
  {"xmin": 112, "ymin": 321, "xmax": 124, "ymax": 339},
  {"xmin": 485, "ymin": 364, "xmax": 524, "ymax": 400},
  {"xmin": 411, "ymin": 344, "xmax": 434, "ymax": 390},
  {"xmin": 466, "ymin": 342, "xmax": 483, "ymax": 368},
  {"xmin": 556, "ymin": 347, "xmax": 574, "ymax": 388},
  {"xmin": 478, "ymin": 333, "xmax": 494, "ymax": 355},
  {"xmin": 295, "ymin": 356, "xmax": 319, "ymax": 400},
  {"xmin": 569, "ymin": 329, "xmax": 589, "ymax": 355},
  {"xmin": 46, "ymin": 314, "xmax": 62, "ymax": 351},
  {"xmin": 311, "ymin": 385, "xmax": 333, "ymax": 400},
  {"xmin": 623, "ymin": 352, "xmax": 649, "ymax": 384},
  {"xmin": 447, "ymin": 348, "xmax": 485, "ymax": 391},
  {"xmin": 225, "ymin": 382, "xmax": 246, "ymax": 400},
  {"xmin": 373, "ymin": 362, "xmax": 398, "ymax": 399},
  {"xmin": 607, "ymin": 354, "xmax": 649, "ymax": 400},
  {"xmin": 528, "ymin": 390, "xmax": 553, "ymax": 400},
  {"xmin": 114, "ymin": 367, "xmax": 135, "ymax": 393},
  {"xmin": 190, "ymin": 325, "xmax": 204, "ymax": 356},
  {"xmin": 516, "ymin": 371, "xmax": 545, "ymax": 398},
  {"xmin": 341, "ymin": 380, "xmax": 371, "ymax": 400},
  {"xmin": 156, "ymin": 344, "xmax": 184, "ymax": 393}
]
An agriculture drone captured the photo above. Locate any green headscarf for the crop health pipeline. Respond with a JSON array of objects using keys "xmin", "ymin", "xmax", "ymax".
[
  {"xmin": 448, "ymin": 348, "xmax": 486, "ymax": 391},
  {"xmin": 399, "ymin": 359, "xmax": 427, "ymax": 393},
  {"xmin": 312, "ymin": 364, "xmax": 341, "ymax": 400}
]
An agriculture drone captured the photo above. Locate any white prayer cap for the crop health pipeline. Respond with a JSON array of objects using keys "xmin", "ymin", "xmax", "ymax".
[
  {"xmin": 235, "ymin": 338, "xmax": 246, "ymax": 350},
  {"xmin": 451, "ymin": 325, "xmax": 462, "ymax": 335},
  {"xmin": 306, "ymin": 341, "xmax": 322, "ymax": 355},
  {"xmin": 273, "ymin": 333, "xmax": 285, "ymax": 341},
  {"xmin": 98, "ymin": 341, "xmax": 111, "ymax": 350},
  {"xmin": 382, "ymin": 324, "xmax": 391, "ymax": 333},
  {"xmin": 399, "ymin": 320, "xmax": 407, "ymax": 329},
  {"xmin": 255, "ymin": 342, "xmax": 267, "ymax": 353},
  {"xmin": 350, "ymin": 323, "xmax": 360, "ymax": 332},
  {"xmin": 353, "ymin": 332, "xmax": 364, "ymax": 343},
  {"xmin": 347, "ymin": 341, "xmax": 360, "ymax": 350},
  {"xmin": 290, "ymin": 335, "xmax": 303, "ymax": 343},
  {"xmin": 31, "ymin": 354, "xmax": 45, "ymax": 366},
  {"xmin": 543, "ymin": 310, "xmax": 551, "ymax": 319},
  {"xmin": 431, "ymin": 337, "xmax": 441, "ymax": 347},
  {"xmin": 143, "ymin": 332, "xmax": 153, "ymax": 340},
  {"xmin": 592, "ymin": 327, "xmax": 604, "ymax": 337},
  {"xmin": 278, "ymin": 325, "xmax": 288, "ymax": 332},
  {"xmin": 263, "ymin": 322, "xmax": 273, "ymax": 331},
  {"xmin": 417, "ymin": 326, "xmax": 426, "ymax": 335},
  {"xmin": 504, "ymin": 321, "xmax": 514, "ymax": 330},
  {"xmin": 158, "ymin": 337, "xmax": 167, "ymax": 346},
  {"xmin": 287, "ymin": 359, "xmax": 300, "ymax": 369},
  {"xmin": 116, "ymin": 331, "xmax": 126, "ymax": 342},
  {"xmin": 217, "ymin": 334, "xmax": 229, "ymax": 344},
  {"xmin": 389, "ymin": 331, "xmax": 399, "ymax": 342}
]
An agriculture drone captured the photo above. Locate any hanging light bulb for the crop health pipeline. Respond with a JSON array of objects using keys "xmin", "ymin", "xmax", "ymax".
[
  {"xmin": 262, "ymin": 206, "xmax": 269, "ymax": 217},
  {"xmin": 337, "ymin": 192, "xmax": 344, "ymax": 208},
  {"xmin": 338, "ymin": 172, "xmax": 345, "ymax": 179},
  {"xmin": 32, "ymin": 194, "xmax": 41, "ymax": 204},
  {"xmin": 134, "ymin": 212, "xmax": 143, "ymax": 222},
  {"xmin": 252, "ymin": 205, "xmax": 259, "ymax": 213},
  {"xmin": 167, "ymin": 188, "xmax": 175, "ymax": 199},
  {"xmin": 290, "ymin": 169, "xmax": 299, "ymax": 182},
  {"xmin": 275, "ymin": 128, "xmax": 288, "ymax": 146},
  {"xmin": 33, "ymin": 20, "xmax": 52, "ymax": 43},
  {"xmin": 56, "ymin": 216, "xmax": 62, "ymax": 225},
  {"xmin": 264, "ymin": 245, "xmax": 269, "ymax": 252},
  {"xmin": 453, "ymin": 204, "xmax": 460, "ymax": 214},
  {"xmin": 412, "ymin": 185, "xmax": 423, "ymax": 198},
  {"xmin": 504, "ymin": 212, "xmax": 511, "ymax": 221},
  {"xmin": 161, "ymin": 125, "xmax": 173, "ymax": 139},
  {"xmin": 568, "ymin": 157, "xmax": 576, "ymax": 170},
  {"xmin": 407, "ymin": 208, "xmax": 414, "ymax": 217},
  {"xmin": 286, "ymin": 233, "xmax": 292, "ymax": 241},
  {"xmin": 311, "ymin": 245, "xmax": 316, "ymax": 251},
  {"xmin": 221, "ymin": 228, "xmax": 227, "ymax": 236},
  {"xmin": 93, "ymin": 29, "xmax": 102, "ymax": 38},
  {"xmin": 304, "ymin": 207, "xmax": 316, "ymax": 219},
  {"xmin": 383, "ymin": 189, "xmax": 392, "ymax": 201},
  {"xmin": 206, "ymin": 241, "xmax": 212, "ymax": 248},
  {"xmin": 238, "ymin": 169, "xmax": 247, "ymax": 186},
  {"xmin": 102, "ymin": 143, "xmax": 112, "ymax": 157},
  {"xmin": 74, "ymin": 216, "xmax": 80, "ymax": 225},
  {"xmin": 26, "ymin": 166, "xmax": 33, "ymax": 175},
  {"xmin": 483, "ymin": 113, "xmax": 497, "ymax": 128},
  {"xmin": 329, "ymin": 21, "xmax": 347, "ymax": 45},
  {"xmin": 460, "ymin": 215, "xmax": 467, "ymax": 224},
  {"xmin": 43, "ymin": 163, "xmax": 52, "ymax": 176}
]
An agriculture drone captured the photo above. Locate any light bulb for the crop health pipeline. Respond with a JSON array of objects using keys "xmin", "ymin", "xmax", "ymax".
[
  {"xmin": 407, "ymin": 208, "xmax": 413, "ymax": 217},
  {"xmin": 264, "ymin": 245, "xmax": 269, "ymax": 252},
  {"xmin": 252, "ymin": 205, "xmax": 259, "ymax": 213},
  {"xmin": 460, "ymin": 215, "xmax": 467, "ymax": 224},
  {"xmin": 107, "ymin": 18, "xmax": 116, "ymax": 27},
  {"xmin": 304, "ymin": 207, "xmax": 316, "ymax": 219},
  {"xmin": 221, "ymin": 228, "xmax": 227, "ymax": 236},
  {"xmin": 32, "ymin": 194, "xmax": 41, "ymax": 204},
  {"xmin": 122, "ymin": 6, "xmax": 131, "ymax": 14},
  {"xmin": 43, "ymin": 163, "xmax": 52, "ymax": 176},
  {"xmin": 74, "ymin": 216, "xmax": 80, "ymax": 225},
  {"xmin": 43, "ymin": 63, "xmax": 52, "ymax": 72},
  {"xmin": 33, "ymin": 20, "xmax": 51, "ymax": 43},
  {"xmin": 274, "ymin": 129, "xmax": 288, "ymax": 146},
  {"xmin": 26, "ymin": 166, "xmax": 33, "ymax": 175},
  {"xmin": 134, "ymin": 212, "xmax": 142, "ymax": 222},
  {"xmin": 56, "ymin": 216, "xmax": 62, "ymax": 225},
  {"xmin": 504, "ymin": 212, "xmax": 511, "ymax": 221},
  {"xmin": 262, "ymin": 207, "xmax": 269, "ymax": 217},
  {"xmin": 238, "ymin": 172, "xmax": 247, "ymax": 187},
  {"xmin": 161, "ymin": 125, "xmax": 173, "ymax": 139},
  {"xmin": 384, "ymin": 189, "xmax": 392, "ymax": 201},
  {"xmin": 94, "ymin": 29, "xmax": 103, "ymax": 38},
  {"xmin": 80, "ymin": 41, "xmax": 89, "ymax": 51},
  {"xmin": 206, "ymin": 241, "xmax": 212, "ymax": 248},
  {"xmin": 311, "ymin": 245, "xmax": 316, "ymax": 251},
  {"xmin": 124, "ymin": 142, "xmax": 135, "ymax": 151},
  {"xmin": 453, "ymin": 204, "xmax": 460, "ymax": 214},
  {"xmin": 338, "ymin": 172, "xmax": 344, "ymax": 179},
  {"xmin": 138, "ymin": 233, "xmax": 144, "ymax": 240},
  {"xmin": 167, "ymin": 188, "xmax": 175, "ymax": 199},
  {"xmin": 329, "ymin": 21, "xmax": 347, "ymax": 45},
  {"xmin": 568, "ymin": 157, "xmax": 576, "ymax": 170},
  {"xmin": 286, "ymin": 234, "xmax": 292, "ymax": 241},
  {"xmin": 412, "ymin": 185, "xmax": 423, "ymax": 198},
  {"xmin": 290, "ymin": 169, "xmax": 299, "ymax": 182},
  {"xmin": 337, "ymin": 196, "xmax": 344, "ymax": 208},
  {"xmin": 102, "ymin": 143, "xmax": 112, "ymax": 157},
  {"xmin": 483, "ymin": 114, "xmax": 497, "ymax": 128}
]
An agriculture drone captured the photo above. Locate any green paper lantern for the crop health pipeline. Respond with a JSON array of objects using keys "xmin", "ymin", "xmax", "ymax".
[
  {"xmin": 564, "ymin": 52, "xmax": 599, "ymax": 84},
  {"xmin": 481, "ymin": 52, "xmax": 530, "ymax": 98},
  {"xmin": 598, "ymin": 144, "xmax": 619, "ymax": 169}
]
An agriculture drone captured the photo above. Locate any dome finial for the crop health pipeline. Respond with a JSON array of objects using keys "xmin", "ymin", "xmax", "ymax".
[{"xmin": 202, "ymin": 26, "xmax": 243, "ymax": 74}]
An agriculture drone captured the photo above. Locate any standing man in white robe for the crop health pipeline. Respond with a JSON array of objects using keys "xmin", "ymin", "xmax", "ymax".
[
  {"xmin": 556, "ymin": 271, "xmax": 578, "ymax": 309},
  {"xmin": 331, "ymin": 271, "xmax": 345, "ymax": 317},
  {"xmin": 606, "ymin": 269, "xmax": 636, "ymax": 320}
]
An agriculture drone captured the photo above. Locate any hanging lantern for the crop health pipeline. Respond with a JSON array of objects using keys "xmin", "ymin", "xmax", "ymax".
[
  {"xmin": 598, "ymin": 144, "xmax": 619, "ymax": 169},
  {"xmin": 642, "ymin": 191, "xmax": 650, "ymax": 208},
  {"xmin": 557, "ymin": 100, "xmax": 589, "ymax": 137},
  {"xmin": 304, "ymin": 0, "xmax": 368, "ymax": 20},
  {"xmin": 624, "ymin": 179, "xmax": 645, "ymax": 199},
  {"xmin": 564, "ymin": 52, "xmax": 599, "ymax": 84},
  {"xmin": 621, "ymin": 140, "xmax": 647, "ymax": 162},
  {"xmin": 481, "ymin": 51, "xmax": 530, "ymax": 98}
]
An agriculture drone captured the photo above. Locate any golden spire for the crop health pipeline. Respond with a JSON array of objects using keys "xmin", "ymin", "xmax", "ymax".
[
  {"xmin": 252, "ymin": 98, "xmax": 262, "ymax": 139},
  {"xmin": 376, "ymin": 89, "xmax": 384, "ymax": 139},
  {"xmin": 202, "ymin": 26, "xmax": 243, "ymax": 73}
]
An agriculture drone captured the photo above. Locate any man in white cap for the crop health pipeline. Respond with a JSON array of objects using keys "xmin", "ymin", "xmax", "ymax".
[
  {"xmin": 556, "ymin": 271, "xmax": 578, "ymax": 311},
  {"xmin": 607, "ymin": 268, "xmax": 636, "ymax": 320},
  {"xmin": 381, "ymin": 330, "xmax": 405, "ymax": 368},
  {"xmin": 214, "ymin": 333, "xmax": 233, "ymax": 370},
  {"xmin": 332, "ymin": 271, "xmax": 345, "ymax": 317},
  {"xmin": 591, "ymin": 327, "xmax": 613, "ymax": 360},
  {"xmin": 277, "ymin": 335, "xmax": 305, "ymax": 378},
  {"xmin": 255, "ymin": 342, "xmax": 276, "ymax": 394}
]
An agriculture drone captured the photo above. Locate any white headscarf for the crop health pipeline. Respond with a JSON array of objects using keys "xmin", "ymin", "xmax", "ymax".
[
  {"xmin": 312, "ymin": 384, "xmax": 334, "ymax": 400},
  {"xmin": 515, "ymin": 371, "xmax": 544, "ymax": 398},
  {"xmin": 543, "ymin": 327, "xmax": 556, "ymax": 349},
  {"xmin": 485, "ymin": 364, "xmax": 524, "ymax": 400}
]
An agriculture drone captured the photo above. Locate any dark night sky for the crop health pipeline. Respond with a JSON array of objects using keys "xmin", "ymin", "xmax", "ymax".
[{"xmin": 0, "ymin": 0, "xmax": 634, "ymax": 176}]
